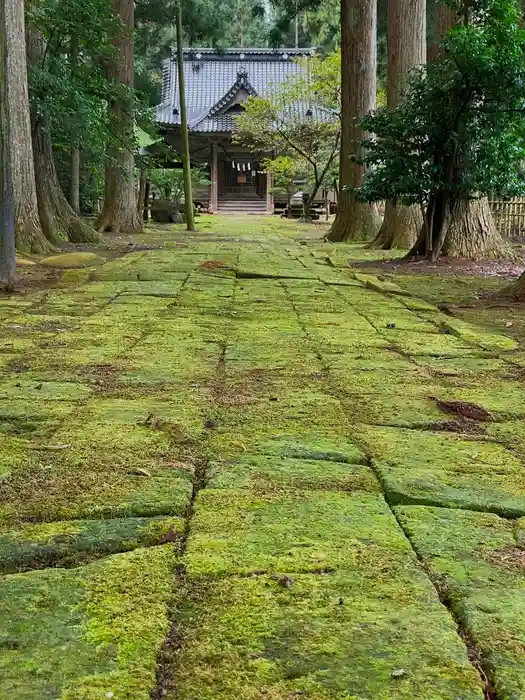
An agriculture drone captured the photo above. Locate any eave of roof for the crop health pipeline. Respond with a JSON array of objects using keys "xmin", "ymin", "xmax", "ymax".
[{"xmin": 156, "ymin": 47, "xmax": 326, "ymax": 133}]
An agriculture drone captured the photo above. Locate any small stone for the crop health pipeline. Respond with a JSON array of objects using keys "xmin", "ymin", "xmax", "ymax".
[
  {"xmin": 386, "ymin": 322, "xmax": 396, "ymax": 329},
  {"xmin": 128, "ymin": 467, "xmax": 151, "ymax": 477},
  {"xmin": 391, "ymin": 669, "xmax": 407, "ymax": 679}
]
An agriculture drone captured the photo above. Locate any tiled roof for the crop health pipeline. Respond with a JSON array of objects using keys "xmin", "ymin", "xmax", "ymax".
[{"xmin": 156, "ymin": 48, "xmax": 320, "ymax": 133}]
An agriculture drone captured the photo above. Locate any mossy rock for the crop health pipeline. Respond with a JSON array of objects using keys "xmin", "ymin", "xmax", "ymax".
[
  {"xmin": 0, "ymin": 516, "xmax": 183, "ymax": 573},
  {"xmin": 170, "ymin": 574, "xmax": 483, "ymax": 698},
  {"xmin": 437, "ymin": 317, "xmax": 518, "ymax": 352},
  {"xmin": 40, "ymin": 252, "xmax": 103, "ymax": 268},
  {"xmin": 208, "ymin": 455, "xmax": 379, "ymax": 492},
  {"xmin": 352, "ymin": 272, "xmax": 412, "ymax": 296},
  {"xmin": 16, "ymin": 257, "xmax": 36, "ymax": 267},
  {"xmin": 0, "ymin": 545, "xmax": 176, "ymax": 699},
  {"xmin": 254, "ymin": 434, "xmax": 367, "ymax": 464},
  {"xmin": 395, "ymin": 505, "xmax": 525, "ymax": 699},
  {"xmin": 187, "ymin": 491, "xmax": 415, "ymax": 577},
  {"xmin": 376, "ymin": 461, "xmax": 525, "ymax": 517}
]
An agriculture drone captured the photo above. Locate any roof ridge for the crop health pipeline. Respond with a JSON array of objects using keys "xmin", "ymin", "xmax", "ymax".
[
  {"xmin": 181, "ymin": 47, "xmax": 315, "ymax": 53},
  {"xmin": 206, "ymin": 70, "xmax": 258, "ymax": 119}
]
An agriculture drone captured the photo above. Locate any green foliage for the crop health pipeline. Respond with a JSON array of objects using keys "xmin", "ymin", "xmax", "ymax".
[
  {"xmin": 235, "ymin": 53, "xmax": 340, "ymax": 210},
  {"xmin": 358, "ymin": 0, "xmax": 525, "ymax": 208},
  {"xmin": 262, "ymin": 155, "xmax": 307, "ymax": 204},
  {"xmin": 148, "ymin": 167, "xmax": 210, "ymax": 201}
]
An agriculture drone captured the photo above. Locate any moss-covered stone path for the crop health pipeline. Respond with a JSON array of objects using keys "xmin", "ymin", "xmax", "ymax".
[{"xmin": 1, "ymin": 222, "xmax": 525, "ymax": 699}]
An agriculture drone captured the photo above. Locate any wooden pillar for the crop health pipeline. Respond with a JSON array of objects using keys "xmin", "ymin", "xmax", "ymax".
[
  {"xmin": 266, "ymin": 170, "xmax": 274, "ymax": 215},
  {"xmin": 210, "ymin": 142, "xmax": 218, "ymax": 213}
]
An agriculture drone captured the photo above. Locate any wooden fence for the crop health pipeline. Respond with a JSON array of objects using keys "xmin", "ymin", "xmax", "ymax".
[{"xmin": 489, "ymin": 197, "xmax": 525, "ymax": 238}]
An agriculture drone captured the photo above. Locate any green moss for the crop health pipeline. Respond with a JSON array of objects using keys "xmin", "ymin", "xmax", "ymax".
[
  {"xmin": 0, "ymin": 545, "xmax": 176, "ymax": 699},
  {"xmin": 253, "ymin": 434, "xmax": 367, "ymax": 464},
  {"xmin": 395, "ymin": 506, "xmax": 525, "ymax": 699},
  {"xmin": 376, "ymin": 329, "xmax": 484, "ymax": 356},
  {"xmin": 168, "ymin": 576, "xmax": 483, "ymax": 698},
  {"xmin": 436, "ymin": 381, "xmax": 525, "ymax": 418},
  {"xmin": 354, "ymin": 426, "xmax": 525, "ymax": 515},
  {"xmin": 400, "ymin": 298, "xmax": 440, "ymax": 312},
  {"xmin": 208, "ymin": 455, "xmax": 379, "ymax": 492},
  {"xmin": 353, "ymin": 272, "xmax": 412, "ymax": 296},
  {"xmin": 186, "ymin": 491, "xmax": 415, "ymax": 577},
  {"xmin": 376, "ymin": 461, "xmax": 525, "ymax": 517},
  {"xmin": 411, "ymin": 355, "xmax": 510, "ymax": 377},
  {"xmin": 208, "ymin": 390, "xmax": 350, "ymax": 458},
  {"xmin": 357, "ymin": 426, "xmax": 520, "ymax": 472},
  {"xmin": 58, "ymin": 268, "xmax": 95, "ymax": 286},
  {"xmin": 486, "ymin": 420, "xmax": 525, "ymax": 456},
  {"xmin": 0, "ymin": 379, "xmax": 92, "ymax": 401},
  {"xmin": 437, "ymin": 317, "xmax": 518, "ymax": 352},
  {"xmin": 0, "ymin": 397, "xmax": 201, "ymax": 523},
  {"xmin": 363, "ymin": 310, "xmax": 440, "ymax": 334},
  {"xmin": 41, "ymin": 253, "xmax": 103, "ymax": 269},
  {"xmin": 0, "ymin": 516, "xmax": 183, "ymax": 573},
  {"xmin": 339, "ymin": 391, "xmax": 445, "ymax": 428}
]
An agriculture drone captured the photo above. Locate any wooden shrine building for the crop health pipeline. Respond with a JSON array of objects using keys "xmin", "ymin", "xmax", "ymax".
[{"xmin": 156, "ymin": 48, "xmax": 316, "ymax": 214}]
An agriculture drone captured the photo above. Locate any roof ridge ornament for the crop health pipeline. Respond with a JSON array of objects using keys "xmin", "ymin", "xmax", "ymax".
[{"xmin": 205, "ymin": 70, "xmax": 258, "ymax": 118}]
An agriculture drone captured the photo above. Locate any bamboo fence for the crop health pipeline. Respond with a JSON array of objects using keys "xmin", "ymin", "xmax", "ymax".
[{"xmin": 489, "ymin": 197, "xmax": 525, "ymax": 238}]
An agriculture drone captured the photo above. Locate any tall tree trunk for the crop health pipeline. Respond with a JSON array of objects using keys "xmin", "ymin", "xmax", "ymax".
[
  {"xmin": 7, "ymin": 0, "xmax": 50, "ymax": 253},
  {"xmin": 373, "ymin": 0, "xmax": 426, "ymax": 249},
  {"xmin": 176, "ymin": 0, "xmax": 195, "ymax": 232},
  {"xmin": 27, "ymin": 29, "xmax": 100, "ymax": 244},
  {"xmin": 0, "ymin": 0, "xmax": 16, "ymax": 289},
  {"xmin": 137, "ymin": 168, "xmax": 147, "ymax": 214},
  {"xmin": 69, "ymin": 36, "xmax": 80, "ymax": 214},
  {"xmin": 70, "ymin": 146, "xmax": 81, "ymax": 214},
  {"xmin": 409, "ymin": 3, "xmax": 509, "ymax": 260},
  {"xmin": 443, "ymin": 198, "xmax": 512, "ymax": 258},
  {"xmin": 427, "ymin": 2, "xmax": 456, "ymax": 61},
  {"xmin": 32, "ymin": 116, "xmax": 101, "ymax": 243},
  {"xmin": 143, "ymin": 180, "xmax": 150, "ymax": 221},
  {"xmin": 97, "ymin": 0, "xmax": 142, "ymax": 234},
  {"xmin": 327, "ymin": 0, "xmax": 381, "ymax": 242},
  {"xmin": 507, "ymin": 270, "xmax": 525, "ymax": 299}
]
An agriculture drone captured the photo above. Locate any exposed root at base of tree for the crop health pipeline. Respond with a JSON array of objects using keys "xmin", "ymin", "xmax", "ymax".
[{"xmin": 371, "ymin": 201, "xmax": 421, "ymax": 250}]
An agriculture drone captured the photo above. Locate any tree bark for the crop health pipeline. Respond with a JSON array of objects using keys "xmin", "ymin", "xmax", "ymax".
[
  {"xmin": 32, "ymin": 116, "xmax": 101, "ymax": 244},
  {"xmin": 327, "ymin": 0, "xmax": 381, "ymax": 242},
  {"xmin": 175, "ymin": 0, "xmax": 195, "ymax": 232},
  {"xmin": 373, "ymin": 0, "xmax": 426, "ymax": 249},
  {"xmin": 443, "ymin": 198, "xmax": 512, "ymax": 258},
  {"xmin": 69, "ymin": 36, "xmax": 80, "ymax": 214},
  {"xmin": 137, "ymin": 168, "xmax": 147, "ymax": 214},
  {"xmin": 143, "ymin": 180, "xmax": 150, "ymax": 221},
  {"xmin": 408, "ymin": 195, "xmax": 510, "ymax": 259},
  {"xmin": 0, "ymin": 0, "xmax": 16, "ymax": 289},
  {"xmin": 7, "ymin": 0, "xmax": 50, "ymax": 253},
  {"xmin": 70, "ymin": 146, "xmax": 81, "ymax": 214},
  {"xmin": 27, "ymin": 29, "xmax": 100, "ymax": 244},
  {"xmin": 427, "ymin": 2, "xmax": 456, "ymax": 62},
  {"xmin": 507, "ymin": 270, "xmax": 525, "ymax": 299},
  {"xmin": 414, "ymin": 3, "xmax": 508, "ymax": 260},
  {"xmin": 97, "ymin": 0, "xmax": 142, "ymax": 234}
]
